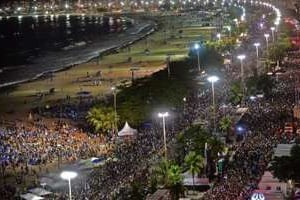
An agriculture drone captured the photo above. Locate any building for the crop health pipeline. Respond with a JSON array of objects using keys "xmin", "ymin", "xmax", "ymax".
[{"xmin": 258, "ymin": 171, "xmax": 289, "ymax": 195}]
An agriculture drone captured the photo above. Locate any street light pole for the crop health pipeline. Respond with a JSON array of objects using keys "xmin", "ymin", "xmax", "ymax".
[
  {"xmin": 264, "ymin": 33, "xmax": 270, "ymax": 54},
  {"xmin": 194, "ymin": 43, "xmax": 201, "ymax": 72},
  {"xmin": 68, "ymin": 178, "xmax": 72, "ymax": 200},
  {"xmin": 60, "ymin": 171, "xmax": 78, "ymax": 200},
  {"xmin": 217, "ymin": 33, "xmax": 221, "ymax": 42},
  {"xmin": 207, "ymin": 76, "xmax": 219, "ymax": 133},
  {"xmin": 226, "ymin": 26, "xmax": 231, "ymax": 37},
  {"xmin": 166, "ymin": 55, "xmax": 171, "ymax": 77},
  {"xmin": 254, "ymin": 43, "xmax": 260, "ymax": 59},
  {"xmin": 57, "ymin": 144, "xmax": 61, "ymax": 169},
  {"xmin": 271, "ymin": 27, "xmax": 275, "ymax": 42},
  {"xmin": 237, "ymin": 54, "xmax": 246, "ymax": 100},
  {"xmin": 111, "ymin": 87, "xmax": 117, "ymax": 133},
  {"xmin": 254, "ymin": 43, "xmax": 260, "ymax": 74},
  {"xmin": 158, "ymin": 112, "xmax": 169, "ymax": 159},
  {"xmin": 274, "ymin": 21, "xmax": 279, "ymax": 32}
]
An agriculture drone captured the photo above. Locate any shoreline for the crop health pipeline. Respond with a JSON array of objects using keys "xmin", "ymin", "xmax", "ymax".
[{"xmin": 0, "ymin": 19, "xmax": 157, "ymax": 90}]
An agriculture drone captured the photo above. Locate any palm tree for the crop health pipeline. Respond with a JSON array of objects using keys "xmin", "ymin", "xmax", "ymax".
[
  {"xmin": 166, "ymin": 164, "xmax": 183, "ymax": 200},
  {"xmin": 230, "ymin": 82, "xmax": 243, "ymax": 105},
  {"xmin": 86, "ymin": 107, "xmax": 117, "ymax": 135},
  {"xmin": 184, "ymin": 151, "xmax": 204, "ymax": 193},
  {"xmin": 153, "ymin": 159, "xmax": 183, "ymax": 200},
  {"xmin": 219, "ymin": 116, "xmax": 232, "ymax": 136},
  {"xmin": 154, "ymin": 158, "xmax": 169, "ymax": 187}
]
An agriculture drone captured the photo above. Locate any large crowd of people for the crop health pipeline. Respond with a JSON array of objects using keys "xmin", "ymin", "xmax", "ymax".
[
  {"xmin": 201, "ymin": 12, "xmax": 300, "ymax": 200},
  {"xmin": 0, "ymin": 120, "xmax": 107, "ymax": 184},
  {"xmin": 1, "ymin": 4, "xmax": 299, "ymax": 200},
  {"xmin": 203, "ymin": 88, "xmax": 294, "ymax": 199}
]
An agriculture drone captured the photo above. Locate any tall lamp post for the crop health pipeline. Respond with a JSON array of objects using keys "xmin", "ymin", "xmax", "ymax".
[
  {"xmin": 60, "ymin": 171, "xmax": 78, "ymax": 200},
  {"xmin": 111, "ymin": 86, "xmax": 118, "ymax": 133},
  {"xmin": 274, "ymin": 21, "xmax": 279, "ymax": 32},
  {"xmin": 194, "ymin": 43, "xmax": 201, "ymax": 72},
  {"xmin": 264, "ymin": 33, "xmax": 270, "ymax": 54},
  {"xmin": 207, "ymin": 76, "xmax": 219, "ymax": 133},
  {"xmin": 254, "ymin": 42, "xmax": 260, "ymax": 73},
  {"xmin": 57, "ymin": 144, "xmax": 62, "ymax": 169},
  {"xmin": 226, "ymin": 26, "xmax": 231, "ymax": 37},
  {"xmin": 237, "ymin": 54, "xmax": 246, "ymax": 100},
  {"xmin": 217, "ymin": 33, "xmax": 221, "ymax": 41},
  {"xmin": 158, "ymin": 112, "xmax": 169, "ymax": 159},
  {"xmin": 271, "ymin": 27, "xmax": 275, "ymax": 42},
  {"xmin": 254, "ymin": 42, "xmax": 260, "ymax": 60}
]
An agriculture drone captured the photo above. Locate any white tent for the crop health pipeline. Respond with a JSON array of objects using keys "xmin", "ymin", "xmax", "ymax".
[
  {"xmin": 117, "ymin": 122, "xmax": 137, "ymax": 137},
  {"xmin": 20, "ymin": 193, "xmax": 44, "ymax": 200},
  {"xmin": 28, "ymin": 188, "xmax": 52, "ymax": 196}
]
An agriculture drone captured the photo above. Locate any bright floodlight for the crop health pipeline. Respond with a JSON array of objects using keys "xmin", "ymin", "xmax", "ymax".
[
  {"xmin": 264, "ymin": 33, "xmax": 270, "ymax": 38},
  {"xmin": 254, "ymin": 42, "xmax": 260, "ymax": 47},
  {"xmin": 61, "ymin": 171, "xmax": 78, "ymax": 180},
  {"xmin": 271, "ymin": 27, "xmax": 275, "ymax": 31},
  {"xmin": 237, "ymin": 54, "xmax": 246, "ymax": 60},
  {"xmin": 194, "ymin": 43, "xmax": 200, "ymax": 50},
  {"xmin": 237, "ymin": 126, "xmax": 243, "ymax": 132},
  {"xmin": 217, "ymin": 33, "xmax": 221, "ymax": 39},
  {"xmin": 111, "ymin": 86, "xmax": 116, "ymax": 91},
  {"xmin": 260, "ymin": 23, "xmax": 263, "ymax": 28},
  {"xmin": 207, "ymin": 75, "xmax": 219, "ymax": 83},
  {"xmin": 250, "ymin": 96, "xmax": 256, "ymax": 101},
  {"xmin": 158, "ymin": 112, "xmax": 169, "ymax": 118}
]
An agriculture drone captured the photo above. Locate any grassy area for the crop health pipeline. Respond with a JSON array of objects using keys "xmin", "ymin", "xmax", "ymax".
[{"xmin": 0, "ymin": 16, "xmax": 212, "ymax": 118}]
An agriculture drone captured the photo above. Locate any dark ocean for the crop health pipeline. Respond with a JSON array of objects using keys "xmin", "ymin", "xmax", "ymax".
[{"xmin": 0, "ymin": 14, "xmax": 153, "ymax": 87}]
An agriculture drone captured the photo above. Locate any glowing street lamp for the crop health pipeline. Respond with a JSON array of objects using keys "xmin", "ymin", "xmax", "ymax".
[
  {"xmin": 254, "ymin": 42, "xmax": 260, "ymax": 60},
  {"xmin": 260, "ymin": 22, "xmax": 264, "ymax": 29},
  {"xmin": 60, "ymin": 171, "xmax": 78, "ymax": 200},
  {"xmin": 264, "ymin": 33, "xmax": 270, "ymax": 52},
  {"xmin": 158, "ymin": 112, "xmax": 169, "ymax": 158},
  {"xmin": 217, "ymin": 33, "xmax": 221, "ymax": 41},
  {"xmin": 207, "ymin": 76, "xmax": 219, "ymax": 133},
  {"xmin": 254, "ymin": 43, "xmax": 260, "ymax": 72},
  {"xmin": 194, "ymin": 43, "xmax": 201, "ymax": 72},
  {"xmin": 270, "ymin": 27, "xmax": 275, "ymax": 42},
  {"xmin": 234, "ymin": 18, "xmax": 240, "ymax": 33},
  {"xmin": 226, "ymin": 26, "xmax": 231, "ymax": 37}
]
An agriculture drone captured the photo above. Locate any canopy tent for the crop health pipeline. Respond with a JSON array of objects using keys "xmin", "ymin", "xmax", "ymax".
[
  {"xmin": 20, "ymin": 193, "xmax": 44, "ymax": 200},
  {"xmin": 28, "ymin": 188, "xmax": 52, "ymax": 196},
  {"xmin": 117, "ymin": 122, "xmax": 137, "ymax": 137}
]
